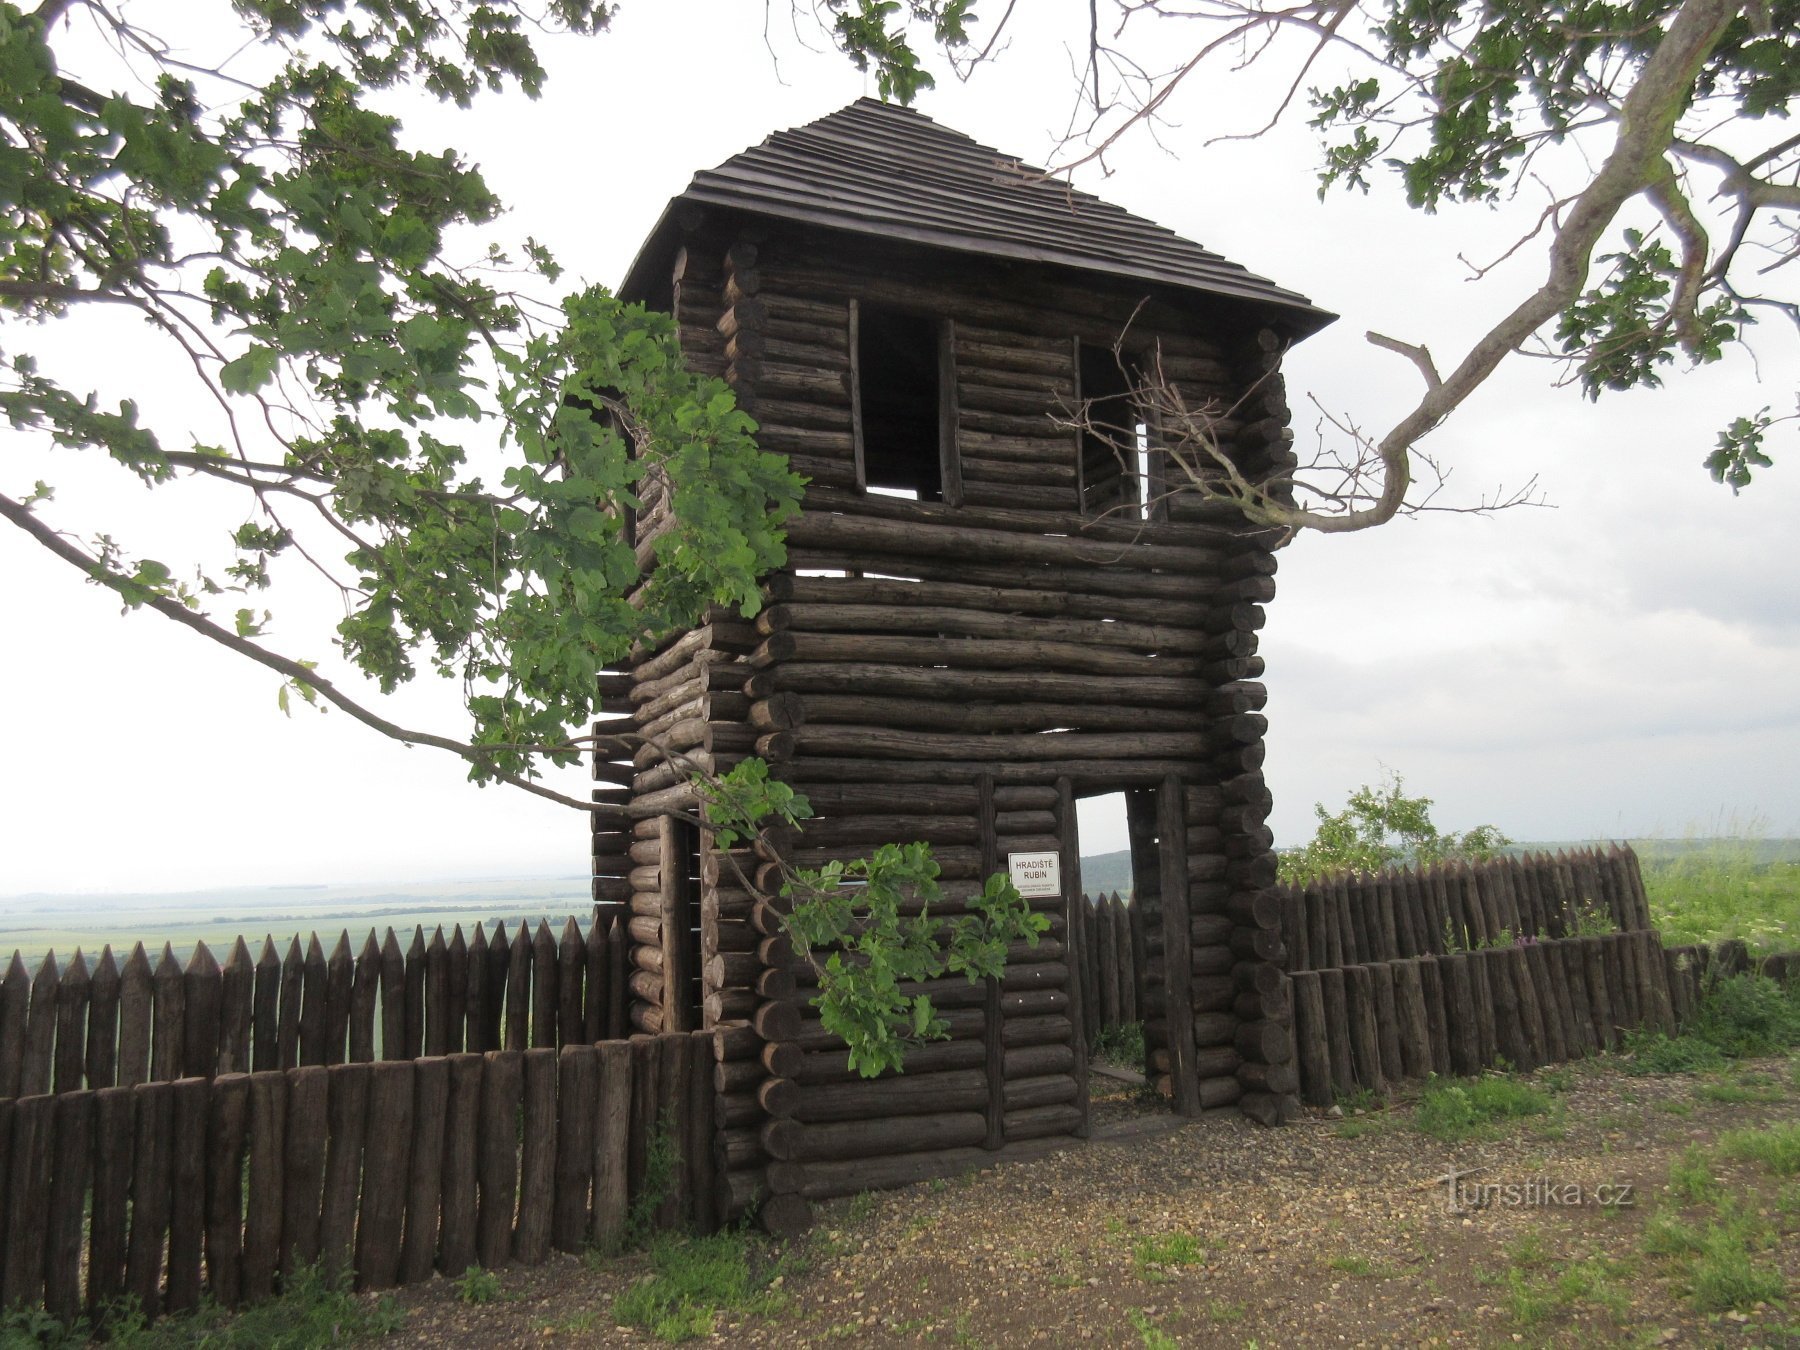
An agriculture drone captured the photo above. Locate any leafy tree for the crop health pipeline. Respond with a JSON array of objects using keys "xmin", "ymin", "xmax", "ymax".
[
  {"xmin": 832, "ymin": 0, "xmax": 1800, "ymax": 526},
  {"xmin": 2, "ymin": 0, "xmax": 799, "ymax": 806},
  {"xmin": 1279, "ymin": 769, "xmax": 1510, "ymax": 883},
  {"xmin": 0, "ymin": 1, "xmax": 1039, "ymax": 1073}
]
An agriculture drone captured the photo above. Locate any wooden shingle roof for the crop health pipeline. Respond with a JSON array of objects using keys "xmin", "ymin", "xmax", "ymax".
[{"xmin": 621, "ymin": 99, "xmax": 1333, "ymax": 337}]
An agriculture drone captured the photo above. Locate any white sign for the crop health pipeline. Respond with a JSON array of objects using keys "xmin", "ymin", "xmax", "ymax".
[{"xmin": 1008, "ymin": 851, "xmax": 1061, "ymax": 899}]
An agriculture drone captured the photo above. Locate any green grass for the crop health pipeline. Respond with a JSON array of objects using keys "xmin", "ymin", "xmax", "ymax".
[
  {"xmin": 1640, "ymin": 833, "xmax": 1800, "ymax": 953},
  {"xmin": 1092, "ymin": 1020, "xmax": 1146, "ymax": 1071},
  {"xmin": 1499, "ymin": 1256, "xmax": 1633, "ymax": 1327},
  {"xmin": 455, "ymin": 1266, "xmax": 503, "ymax": 1304},
  {"xmin": 0, "ymin": 1265, "xmax": 405, "ymax": 1349},
  {"xmin": 1413, "ymin": 1075, "xmax": 1554, "ymax": 1141},
  {"xmin": 1667, "ymin": 1146, "xmax": 1721, "ymax": 1205},
  {"xmin": 1717, "ymin": 1122, "xmax": 1800, "ymax": 1175},
  {"xmin": 1326, "ymin": 1254, "xmax": 1400, "ymax": 1279},
  {"xmin": 1127, "ymin": 1307, "xmax": 1178, "ymax": 1349},
  {"xmin": 1625, "ymin": 971, "xmax": 1800, "ymax": 1074},
  {"xmin": 1132, "ymin": 1232, "xmax": 1206, "ymax": 1281},
  {"xmin": 612, "ymin": 1230, "xmax": 790, "ymax": 1343}
]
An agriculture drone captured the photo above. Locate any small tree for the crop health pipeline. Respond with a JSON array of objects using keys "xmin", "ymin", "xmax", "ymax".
[{"xmin": 1279, "ymin": 770, "xmax": 1510, "ymax": 883}]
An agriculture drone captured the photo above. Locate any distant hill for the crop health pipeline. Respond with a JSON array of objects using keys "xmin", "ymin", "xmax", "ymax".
[{"xmin": 1079, "ymin": 850, "xmax": 1134, "ymax": 897}]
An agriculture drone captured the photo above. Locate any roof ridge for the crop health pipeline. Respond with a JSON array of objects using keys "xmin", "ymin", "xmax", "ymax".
[{"xmin": 620, "ymin": 100, "xmax": 1333, "ymax": 337}]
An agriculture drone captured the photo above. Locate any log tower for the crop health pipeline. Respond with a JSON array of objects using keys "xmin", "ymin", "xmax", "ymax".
[{"xmin": 592, "ymin": 100, "xmax": 1334, "ymax": 1230}]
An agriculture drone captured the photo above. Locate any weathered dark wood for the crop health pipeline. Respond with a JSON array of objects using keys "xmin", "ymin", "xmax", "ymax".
[
  {"xmin": 1157, "ymin": 775, "xmax": 1200, "ymax": 1114},
  {"xmin": 349, "ymin": 931, "xmax": 380, "ymax": 1064},
  {"xmin": 220, "ymin": 938, "xmax": 254, "ymax": 1075},
  {"xmin": 118, "ymin": 944, "xmax": 153, "ymax": 1090},
  {"xmin": 1367, "ymin": 961, "xmax": 1404, "ymax": 1081},
  {"xmin": 88, "ymin": 1085, "xmax": 135, "ymax": 1316},
  {"xmin": 277, "ymin": 936, "xmax": 303, "ymax": 1070},
  {"xmin": 552, "ymin": 1046, "xmax": 598, "ymax": 1253},
  {"xmin": 626, "ymin": 1036, "xmax": 661, "ymax": 1208},
  {"xmin": 437, "ymin": 1052, "xmax": 483, "ymax": 1277},
  {"xmin": 465, "ymin": 923, "xmax": 491, "ymax": 1055},
  {"xmin": 242, "ymin": 1070, "xmax": 286, "ymax": 1303},
  {"xmin": 379, "ymin": 928, "xmax": 406, "ymax": 1061},
  {"xmin": 686, "ymin": 1028, "xmax": 718, "ymax": 1234},
  {"xmin": 425, "ymin": 927, "xmax": 451, "ymax": 1058},
  {"xmin": 445, "ymin": 927, "xmax": 469, "ymax": 1058},
  {"xmin": 1286, "ymin": 971, "xmax": 1327, "ymax": 1108},
  {"xmin": 607, "ymin": 916, "xmax": 628, "ymax": 1041},
  {"xmin": 557, "ymin": 918, "xmax": 586, "ymax": 1049},
  {"xmin": 52, "ymin": 949, "xmax": 90, "ymax": 1094},
  {"xmin": 87, "ymin": 946, "xmax": 120, "ymax": 1092},
  {"xmin": 182, "ymin": 941, "xmax": 222, "ymax": 1079},
  {"xmin": 398, "ymin": 1056, "xmax": 450, "ymax": 1286},
  {"xmin": 0, "ymin": 954, "xmax": 27, "ymax": 1100},
  {"xmin": 476, "ymin": 1050, "xmax": 522, "ymax": 1269},
  {"xmin": 279, "ymin": 1065, "xmax": 329, "ymax": 1278},
  {"xmin": 165, "ymin": 1075, "xmax": 209, "ymax": 1313},
  {"xmin": 404, "ymin": 926, "xmax": 428, "ymax": 1061},
  {"xmin": 252, "ymin": 938, "xmax": 282, "ymax": 1075},
  {"xmin": 43, "ymin": 1090, "xmax": 93, "ymax": 1323},
  {"xmin": 356, "ymin": 1060, "xmax": 414, "ymax": 1291},
  {"xmin": 1, "ymin": 1093, "xmax": 50, "ymax": 1312},
  {"xmin": 514, "ymin": 1047, "xmax": 558, "ymax": 1263},
  {"xmin": 151, "ymin": 945, "xmax": 183, "ymax": 1086},
  {"xmin": 204, "ymin": 1072, "xmax": 249, "ymax": 1307},
  {"xmin": 654, "ymin": 1034, "xmax": 691, "ymax": 1231},
  {"xmin": 592, "ymin": 1040, "xmax": 632, "ymax": 1251},
  {"xmin": 506, "ymin": 923, "xmax": 531, "ymax": 1053},
  {"xmin": 1391, "ymin": 959, "xmax": 1432, "ymax": 1081},
  {"xmin": 324, "ymin": 931, "xmax": 353, "ymax": 1067},
  {"xmin": 319, "ymin": 1062, "xmax": 370, "ymax": 1280},
  {"xmin": 124, "ymin": 1080, "xmax": 173, "ymax": 1318},
  {"xmin": 529, "ymin": 922, "xmax": 558, "ymax": 1052},
  {"xmin": 583, "ymin": 917, "xmax": 608, "ymax": 1043},
  {"xmin": 1342, "ymin": 965, "xmax": 1384, "ymax": 1095},
  {"xmin": 298, "ymin": 935, "xmax": 327, "ymax": 1068},
  {"xmin": 19, "ymin": 951, "xmax": 58, "ymax": 1099}
]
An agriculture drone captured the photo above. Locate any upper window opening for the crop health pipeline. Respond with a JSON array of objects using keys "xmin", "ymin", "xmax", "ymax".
[
  {"xmin": 1078, "ymin": 344, "xmax": 1149, "ymax": 519},
  {"xmin": 856, "ymin": 306, "xmax": 944, "ymax": 502}
]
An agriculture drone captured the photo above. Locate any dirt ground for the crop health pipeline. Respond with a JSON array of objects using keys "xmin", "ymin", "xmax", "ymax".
[{"xmin": 375, "ymin": 1057, "xmax": 1800, "ymax": 1347}]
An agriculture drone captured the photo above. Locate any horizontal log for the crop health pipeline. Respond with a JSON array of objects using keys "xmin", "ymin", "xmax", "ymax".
[
  {"xmin": 759, "ymin": 603, "xmax": 1217, "ymax": 655},
  {"xmin": 765, "ymin": 724, "xmax": 1214, "ymax": 763},
  {"xmin": 751, "ymin": 662, "xmax": 1212, "ymax": 708},
  {"xmin": 785, "ymin": 508, "xmax": 1222, "ymax": 573},
  {"xmin": 781, "ymin": 693, "xmax": 1218, "ymax": 735},
  {"xmin": 752, "ymin": 633, "xmax": 1207, "ymax": 681}
]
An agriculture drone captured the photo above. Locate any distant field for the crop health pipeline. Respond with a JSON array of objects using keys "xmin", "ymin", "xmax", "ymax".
[
  {"xmin": 6, "ymin": 838, "xmax": 1795, "ymax": 965},
  {"xmin": 0, "ymin": 876, "xmax": 595, "ymax": 965}
]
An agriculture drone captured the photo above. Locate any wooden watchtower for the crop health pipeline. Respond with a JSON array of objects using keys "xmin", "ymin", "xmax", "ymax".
[{"xmin": 592, "ymin": 100, "xmax": 1333, "ymax": 1224}]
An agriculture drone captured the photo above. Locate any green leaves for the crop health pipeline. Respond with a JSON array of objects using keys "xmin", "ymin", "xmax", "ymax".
[
  {"xmin": 1280, "ymin": 769, "xmax": 1510, "ymax": 884},
  {"xmin": 700, "ymin": 759, "xmax": 1048, "ymax": 1078},
  {"xmin": 1706, "ymin": 409, "xmax": 1779, "ymax": 493}
]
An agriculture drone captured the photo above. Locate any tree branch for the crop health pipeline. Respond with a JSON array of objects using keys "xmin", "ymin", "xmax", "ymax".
[{"xmin": 0, "ymin": 490, "xmax": 610, "ymax": 816}]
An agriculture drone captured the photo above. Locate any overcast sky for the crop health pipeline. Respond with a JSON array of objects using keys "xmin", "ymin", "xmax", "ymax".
[{"xmin": 2, "ymin": 1, "xmax": 1795, "ymax": 898}]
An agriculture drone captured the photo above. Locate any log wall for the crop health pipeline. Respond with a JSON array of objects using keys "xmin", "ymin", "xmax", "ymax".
[
  {"xmin": 599, "ymin": 224, "xmax": 1305, "ymax": 1230},
  {"xmin": 0, "ymin": 1030, "xmax": 714, "ymax": 1328}
]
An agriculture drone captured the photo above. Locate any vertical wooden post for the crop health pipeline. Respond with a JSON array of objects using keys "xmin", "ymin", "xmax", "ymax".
[
  {"xmin": 977, "ymin": 774, "xmax": 1004, "ymax": 1151},
  {"xmin": 1157, "ymin": 775, "xmax": 1200, "ymax": 1116},
  {"xmin": 937, "ymin": 317, "xmax": 963, "ymax": 507},
  {"xmin": 1055, "ymin": 776, "xmax": 1090, "ymax": 1138},
  {"xmin": 659, "ymin": 816, "xmax": 693, "ymax": 1034}
]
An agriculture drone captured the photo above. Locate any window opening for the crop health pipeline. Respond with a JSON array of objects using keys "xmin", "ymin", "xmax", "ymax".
[
  {"xmin": 1078, "ymin": 343, "xmax": 1144, "ymax": 518},
  {"xmin": 855, "ymin": 305, "xmax": 944, "ymax": 501}
]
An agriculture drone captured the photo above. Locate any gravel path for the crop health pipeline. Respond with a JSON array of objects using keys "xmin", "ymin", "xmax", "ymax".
[{"xmin": 378, "ymin": 1060, "xmax": 1800, "ymax": 1347}]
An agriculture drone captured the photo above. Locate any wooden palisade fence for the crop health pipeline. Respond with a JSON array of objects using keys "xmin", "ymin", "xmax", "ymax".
[
  {"xmin": 0, "ymin": 918, "xmax": 728, "ymax": 1329},
  {"xmin": 0, "ymin": 917, "xmax": 627, "ymax": 1102}
]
